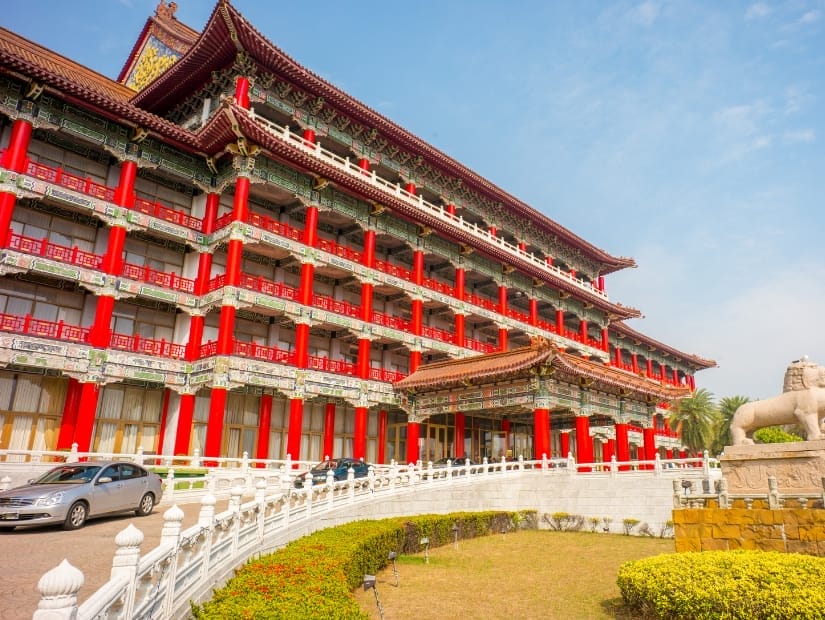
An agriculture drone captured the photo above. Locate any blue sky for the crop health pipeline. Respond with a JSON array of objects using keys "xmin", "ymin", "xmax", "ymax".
[{"xmin": 5, "ymin": 1, "xmax": 825, "ymax": 401}]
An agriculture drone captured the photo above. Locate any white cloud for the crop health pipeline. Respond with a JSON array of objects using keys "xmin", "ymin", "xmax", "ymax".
[
  {"xmin": 632, "ymin": 1, "xmax": 660, "ymax": 27},
  {"xmin": 745, "ymin": 3, "xmax": 772, "ymax": 20},
  {"xmin": 799, "ymin": 10, "xmax": 821, "ymax": 25},
  {"xmin": 783, "ymin": 129, "xmax": 816, "ymax": 144}
]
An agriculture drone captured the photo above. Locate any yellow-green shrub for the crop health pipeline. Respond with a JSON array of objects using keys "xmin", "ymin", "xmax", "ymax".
[
  {"xmin": 192, "ymin": 511, "xmax": 534, "ymax": 619},
  {"xmin": 618, "ymin": 550, "xmax": 825, "ymax": 619}
]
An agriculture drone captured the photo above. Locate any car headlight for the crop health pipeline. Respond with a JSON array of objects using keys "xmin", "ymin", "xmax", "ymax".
[{"xmin": 35, "ymin": 492, "xmax": 65, "ymax": 507}]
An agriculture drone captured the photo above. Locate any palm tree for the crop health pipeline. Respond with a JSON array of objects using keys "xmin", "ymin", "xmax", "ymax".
[
  {"xmin": 668, "ymin": 388, "xmax": 718, "ymax": 453},
  {"xmin": 712, "ymin": 395, "xmax": 750, "ymax": 454}
]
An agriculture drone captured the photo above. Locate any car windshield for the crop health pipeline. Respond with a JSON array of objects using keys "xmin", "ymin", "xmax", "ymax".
[
  {"xmin": 34, "ymin": 465, "xmax": 102, "ymax": 484},
  {"xmin": 312, "ymin": 460, "xmax": 339, "ymax": 470}
]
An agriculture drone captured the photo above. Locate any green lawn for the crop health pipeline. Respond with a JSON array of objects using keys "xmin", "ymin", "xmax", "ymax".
[{"xmin": 353, "ymin": 530, "xmax": 673, "ymax": 619}]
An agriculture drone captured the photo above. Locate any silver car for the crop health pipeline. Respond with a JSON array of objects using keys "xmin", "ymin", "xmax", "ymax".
[{"xmin": 0, "ymin": 461, "xmax": 163, "ymax": 531}]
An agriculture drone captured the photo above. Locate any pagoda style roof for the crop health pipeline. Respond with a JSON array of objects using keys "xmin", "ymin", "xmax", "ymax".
[
  {"xmin": 612, "ymin": 321, "xmax": 717, "ymax": 370},
  {"xmin": 395, "ymin": 337, "xmax": 692, "ymax": 401},
  {"xmin": 117, "ymin": 1, "xmax": 200, "ymax": 89},
  {"xmin": 132, "ymin": 1, "xmax": 635, "ymax": 276},
  {"xmin": 0, "ymin": 28, "xmax": 200, "ymax": 152}
]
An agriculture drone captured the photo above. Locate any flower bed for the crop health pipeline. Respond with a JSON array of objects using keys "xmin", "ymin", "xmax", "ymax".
[{"xmin": 191, "ymin": 510, "xmax": 535, "ymax": 619}]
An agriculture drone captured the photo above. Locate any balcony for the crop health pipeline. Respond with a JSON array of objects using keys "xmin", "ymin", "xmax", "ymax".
[{"xmin": 247, "ymin": 108, "xmax": 609, "ymax": 301}]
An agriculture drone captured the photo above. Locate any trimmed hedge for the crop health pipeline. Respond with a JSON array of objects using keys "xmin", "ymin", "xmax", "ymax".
[
  {"xmin": 618, "ymin": 550, "xmax": 825, "ymax": 619},
  {"xmin": 191, "ymin": 511, "xmax": 534, "ymax": 619}
]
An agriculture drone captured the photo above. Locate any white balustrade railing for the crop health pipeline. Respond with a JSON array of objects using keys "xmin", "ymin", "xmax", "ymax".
[
  {"xmin": 23, "ymin": 450, "xmax": 717, "ymax": 619},
  {"xmin": 246, "ymin": 108, "xmax": 608, "ymax": 301}
]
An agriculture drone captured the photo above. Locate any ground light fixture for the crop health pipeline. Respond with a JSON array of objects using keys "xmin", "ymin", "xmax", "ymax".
[
  {"xmin": 682, "ymin": 479, "xmax": 693, "ymax": 496},
  {"xmin": 363, "ymin": 574, "xmax": 384, "ymax": 619},
  {"xmin": 420, "ymin": 536, "xmax": 430, "ymax": 564},
  {"xmin": 452, "ymin": 523, "xmax": 459, "ymax": 550},
  {"xmin": 388, "ymin": 551, "xmax": 399, "ymax": 587}
]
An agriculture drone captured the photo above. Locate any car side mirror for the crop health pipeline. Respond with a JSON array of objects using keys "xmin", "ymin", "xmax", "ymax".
[{"xmin": 97, "ymin": 476, "xmax": 113, "ymax": 484}]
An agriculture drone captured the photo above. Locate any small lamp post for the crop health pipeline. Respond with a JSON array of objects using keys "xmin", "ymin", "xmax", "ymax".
[
  {"xmin": 363, "ymin": 574, "xmax": 384, "ymax": 619},
  {"xmin": 388, "ymin": 551, "xmax": 399, "ymax": 587},
  {"xmin": 420, "ymin": 536, "xmax": 430, "ymax": 564},
  {"xmin": 452, "ymin": 523, "xmax": 459, "ymax": 550}
]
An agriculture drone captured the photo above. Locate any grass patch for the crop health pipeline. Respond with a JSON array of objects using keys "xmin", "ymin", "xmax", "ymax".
[{"xmin": 353, "ymin": 530, "xmax": 672, "ymax": 619}]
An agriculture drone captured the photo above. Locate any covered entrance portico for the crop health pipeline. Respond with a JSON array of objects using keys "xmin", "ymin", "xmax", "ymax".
[{"xmin": 394, "ymin": 337, "xmax": 690, "ymax": 465}]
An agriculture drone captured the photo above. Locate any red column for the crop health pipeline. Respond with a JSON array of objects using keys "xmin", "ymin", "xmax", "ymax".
[
  {"xmin": 575, "ymin": 416, "xmax": 592, "ymax": 470},
  {"xmin": 406, "ymin": 421, "xmax": 420, "ymax": 464},
  {"xmin": 286, "ymin": 181, "xmax": 320, "ymax": 461},
  {"xmin": 405, "ymin": 181, "xmax": 416, "ymax": 195},
  {"xmin": 579, "ymin": 319, "xmax": 588, "ymax": 344},
  {"xmin": 377, "ymin": 409, "xmax": 387, "ymax": 464},
  {"xmin": 601, "ymin": 328, "xmax": 609, "ymax": 351},
  {"xmin": 56, "ymin": 378, "xmax": 82, "ymax": 449},
  {"xmin": 73, "ymin": 382, "xmax": 100, "ymax": 452},
  {"xmin": 234, "ymin": 76, "xmax": 250, "ymax": 109},
  {"xmin": 498, "ymin": 285, "xmax": 508, "ymax": 351},
  {"xmin": 0, "ymin": 118, "xmax": 33, "ymax": 247},
  {"xmin": 175, "ymin": 192, "xmax": 219, "ymax": 455},
  {"xmin": 358, "ymin": 157, "xmax": 371, "ymax": 173},
  {"xmin": 646, "ymin": 359, "xmax": 654, "ymax": 378},
  {"xmin": 643, "ymin": 427, "xmax": 656, "ymax": 469},
  {"xmin": 598, "ymin": 276, "xmax": 605, "ymax": 291},
  {"xmin": 533, "ymin": 408, "xmax": 550, "ymax": 461},
  {"xmin": 631, "ymin": 354, "xmax": 639, "ymax": 374},
  {"xmin": 489, "ymin": 225, "xmax": 497, "ymax": 237},
  {"xmin": 356, "ymin": 228, "xmax": 375, "ymax": 378},
  {"xmin": 74, "ymin": 160, "xmax": 136, "ymax": 450},
  {"xmin": 410, "ymin": 249, "xmax": 424, "ymax": 371},
  {"xmin": 256, "ymin": 394, "xmax": 273, "ymax": 463},
  {"xmin": 353, "ymin": 407, "xmax": 368, "ymax": 460},
  {"xmin": 666, "ymin": 448, "xmax": 673, "ymax": 460},
  {"xmin": 156, "ymin": 389, "xmax": 171, "ymax": 458},
  {"xmin": 454, "ymin": 412, "xmax": 465, "ymax": 458},
  {"xmin": 529, "ymin": 298, "xmax": 538, "ymax": 326},
  {"xmin": 454, "ymin": 267, "xmax": 465, "ymax": 347},
  {"xmin": 323, "ymin": 402, "xmax": 336, "ymax": 459},
  {"xmin": 615, "ymin": 422, "xmax": 630, "ymax": 471},
  {"xmin": 614, "ymin": 346, "xmax": 622, "ymax": 366},
  {"xmin": 672, "ymin": 368, "xmax": 680, "ymax": 385},
  {"xmin": 556, "ymin": 309, "xmax": 565, "ymax": 336},
  {"xmin": 560, "ymin": 431, "xmax": 570, "ymax": 458},
  {"xmin": 501, "ymin": 417, "xmax": 511, "ymax": 456},
  {"xmin": 446, "ymin": 203, "xmax": 456, "ymax": 216},
  {"xmin": 286, "ymin": 398, "xmax": 304, "ymax": 461},
  {"xmin": 518, "ymin": 241, "xmax": 527, "ymax": 252},
  {"xmin": 205, "ymin": 177, "xmax": 250, "ymax": 458},
  {"xmin": 604, "ymin": 438, "xmax": 615, "ymax": 463}
]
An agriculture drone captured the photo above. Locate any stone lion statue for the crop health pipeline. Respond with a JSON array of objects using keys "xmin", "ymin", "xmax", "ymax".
[{"xmin": 730, "ymin": 357, "xmax": 825, "ymax": 445}]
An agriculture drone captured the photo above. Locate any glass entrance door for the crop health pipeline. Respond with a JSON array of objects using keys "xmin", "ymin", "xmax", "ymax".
[{"xmin": 421, "ymin": 424, "xmax": 450, "ymax": 463}]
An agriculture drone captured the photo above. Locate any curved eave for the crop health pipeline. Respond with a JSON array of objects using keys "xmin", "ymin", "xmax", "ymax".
[
  {"xmin": 551, "ymin": 353, "xmax": 693, "ymax": 400},
  {"xmin": 231, "ymin": 108, "xmax": 641, "ymax": 320},
  {"xmin": 395, "ymin": 342, "xmax": 555, "ymax": 392},
  {"xmin": 133, "ymin": 2, "xmax": 633, "ymax": 274},
  {"xmin": 612, "ymin": 321, "xmax": 717, "ymax": 370},
  {"xmin": 0, "ymin": 31, "xmax": 200, "ymax": 153}
]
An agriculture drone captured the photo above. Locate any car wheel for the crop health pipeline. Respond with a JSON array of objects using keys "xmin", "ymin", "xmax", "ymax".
[
  {"xmin": 0, "ymin": 526, "xmax": 15, "ymax": 532},
  {"xmin": 63, "ymin": 502, "xmax": 88, "ymax": 530},
  {"xmin": 135, "ymin": 493, "xmax": 155, "ymax": 517}
]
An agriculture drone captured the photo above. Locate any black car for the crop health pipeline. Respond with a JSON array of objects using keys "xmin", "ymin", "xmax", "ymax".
[{"xmin": 294, "ymin": 458, "xmax": 371, "ymax": 488}]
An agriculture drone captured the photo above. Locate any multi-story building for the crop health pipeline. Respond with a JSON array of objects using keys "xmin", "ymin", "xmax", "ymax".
[{"xmin": 0, "ymin": 2, "xmax": 714, "ymax": 465}]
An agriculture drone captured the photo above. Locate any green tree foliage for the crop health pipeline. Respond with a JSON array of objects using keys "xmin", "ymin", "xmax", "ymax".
[
  {"xmin": 668, "ymin": 388, "xmax": 718, "ymax": 452},
  {"xmin": 711, "ymin": 395, "xmax": 750, "ymax": 454}
]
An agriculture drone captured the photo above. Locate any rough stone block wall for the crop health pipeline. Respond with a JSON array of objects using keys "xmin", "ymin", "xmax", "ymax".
[{"xmin": 673, "ymin": 501, "xmax": 825, "ymax": 556}]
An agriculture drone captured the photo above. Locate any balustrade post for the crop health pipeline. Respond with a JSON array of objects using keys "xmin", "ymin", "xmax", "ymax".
[
  {"xmin": 191, "ymin": 448, "xmax": 201, "ymax": 468},
  {"xmin": 69, "ymin": 442, "xmax": 78, "ymax": 461},
  {"xmin": 389, "ymin": 461, "xmax": 397, "ymax": 491},
  {"xmin": 426, "ymin": 461, "xmax": 434, "ymax": 484},
  {"xmin": 654, "ymin": 454, "xmax": 662, "ymax": 477},
  {"xmin": 610, "ymin": 455, "xmax": 618, "ymax": 478},
  {"xmin": 164, "ymin": 468, "xmax": 175, "ymax": 503},
  {"xmin": 241, "ymin": 451, "xmax": 251, "ymax": 491},
  {"xmin": 34, "ymin": 559, "xmax": 84, "ymax": 620},
  {"xmin": 255, "ymin": 479, "xmax": 267, "ymax": 543},
  {"xmin": 702, "ymin": 449, "xmax": 711, "ymax": 478},
  {"xmin": 541, "ymin": 453, "xmax": 548, "ymax": 473},
  {"xmin": 159, "ymin": 505, "xmax": 184, "ymax": 616},
  {"xmin": 0, "ymin": 475, "xmax": 11, "ymax": 491},
  {"xmin": 518, "ymin": 455, "xmax": 525, "ymax": 471},
  {"xmin": 347, "ymin": 467, "xmax": 356, "ymax": 502},
  {"xmin": 567, "ymin": 452, "xmax": 576, "ymax": 477},
  {"xmin": 368, "ymin": 466, "xmax": 376, "ymax": 493},
  {"xmin": 672, "ymin": 479, "xmax": 683, "ymax": 509},
  {"xmin": 197, "ymin": 493, "xmax": 217, "ymax": 583},
  {"xmin": 135, "ymin": 446, "xmax": 144, "ymax": 465},
  {"xmin": 109, "ymin": 524, "xmax": 144, "ymax": 618},
  {"xmin": 482, "ymin": 457, "xmax": 489, "ymax": 476}
]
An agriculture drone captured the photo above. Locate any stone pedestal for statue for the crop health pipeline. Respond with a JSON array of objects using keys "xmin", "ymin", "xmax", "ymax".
[{"xmin": 720, "ymin": 439, "xmax": 825, "ymax": 494}]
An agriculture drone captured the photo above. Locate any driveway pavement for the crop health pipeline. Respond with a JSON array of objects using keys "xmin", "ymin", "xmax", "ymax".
[{"xmin": 0, "ymin": 501, "xmax": 220, "ymax": 620}]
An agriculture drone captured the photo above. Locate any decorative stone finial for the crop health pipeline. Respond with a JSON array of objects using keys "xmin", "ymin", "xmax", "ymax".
[{"xmin": 37, "ymin": 559, "xmax": 84, "ymax": 598}]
